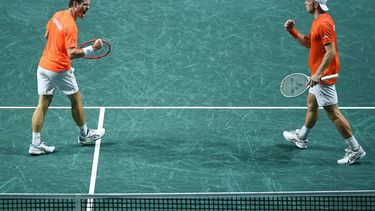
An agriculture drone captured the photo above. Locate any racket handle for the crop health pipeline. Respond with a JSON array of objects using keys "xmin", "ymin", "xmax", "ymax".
[{"xmin": 321, "ymin": 73, "xmax": 339, "ymax": 80}]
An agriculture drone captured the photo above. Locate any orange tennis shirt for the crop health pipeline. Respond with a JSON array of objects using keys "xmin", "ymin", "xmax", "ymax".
[
  {"xmin": 308, "ymin": 13, "xmax": 340, "ymax": 85},
  {"xmin": 39, "ymin": 10, "xmax": 78, "ymax": 72}
]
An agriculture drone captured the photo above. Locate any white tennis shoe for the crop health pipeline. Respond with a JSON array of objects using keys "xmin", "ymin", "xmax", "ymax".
[
  {"xmin": 283, "ymin": 129, "xmax": 308, "ymax": 149},
  {"xmin": 28, "ymin": 142, "xmax": 55, "ymax": 155},
  {"xmin": 78, "ymin": 128, "xmax": 105, "ymax": 145},
  {"xmin": 337, "ymin": 146, "xmax": 366, "ymax": 165}
]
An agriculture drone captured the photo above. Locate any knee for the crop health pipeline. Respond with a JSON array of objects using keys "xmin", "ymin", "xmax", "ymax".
[
  {"xmin": 71, "ymin": 99, "xmax": 83, "ymax": 109},
  {"xmin": 69, "ymin": 92, "xmax": 83, "ymax": 107},
  {"xmin": 37, "ymin": 96, "xmax": 53, "ymax": 110},
  {"xmin": 306, "ymin": 102, "xmax": 318, "ymax": 113},
  {"xmin": 324, "ymin": 107, "xmax": 341, "ymax": 121},
  {"xmin": 326, "ymin": 112, "xmax": 337, "ymax": 121}
]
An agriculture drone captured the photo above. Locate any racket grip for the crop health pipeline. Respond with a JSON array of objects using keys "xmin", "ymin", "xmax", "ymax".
[{"xmin": 321, "ymin": 74, "xmax": 339, "ymax": 80}]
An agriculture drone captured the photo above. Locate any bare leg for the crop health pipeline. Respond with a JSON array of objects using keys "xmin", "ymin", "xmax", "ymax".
[
  {"xmin": 323, "ymin": 104, "xmax": 352, "ymax": 139},
  {"xmin": 67, "ymin": 91, "xmax": 86, "ymax": 127},
  {"xmin": 29, "ymin": 95, "xmax": 56, "ymax": 154},
  {"xmin": 326, "ymin": 104, "xmax": 365, "ymax": 165},
  {"xmin": 69, "ymin": 92, "xmax": 106, "ymax": 145},
  {"xmin": 282, "ymin": 93, "xmax": 319, "ymax": 148},
  {"xmin": 304, "ymin": 93, "xmax": 319, "ymax": 129},
  {"xmin": 32, "ymin": 95, "xmax": 53, "ymax": 132}
]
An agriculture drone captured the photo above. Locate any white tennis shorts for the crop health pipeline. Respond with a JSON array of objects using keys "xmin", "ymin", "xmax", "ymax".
[
  {"xmin": 309, "ymin": 84, "xmax": 338, "ymax": 106},
  {"xmin": 37, "ymin": 66, "xmax": 79, "ymax": 95}
]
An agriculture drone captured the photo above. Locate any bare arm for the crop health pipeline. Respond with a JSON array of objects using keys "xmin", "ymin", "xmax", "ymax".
[
  {"xmin": 307, "ymin": 42, "xmax": 336, "ymax": 86},
  {"xmin": 67, "ymin": 48, "xmax": 85, "ymax": 59},
  {"xmin": 292, "ymin": 31, "xmax": 311, "ymax": 49},
  {"xmin": 284, "ymin": 19, "xmax": 311, "ymax": 48},
  {"xmin": 67, "ymin": 39, "xmax": 103, "ymax": 60}
]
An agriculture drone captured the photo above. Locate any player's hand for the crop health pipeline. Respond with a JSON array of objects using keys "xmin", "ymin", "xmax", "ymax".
[
  {"xmin": 92, "ymin": 39, "xmax": 103, "ymax": 51},
  {"xmin": 284, "ymin": 19, "xmax": 295, "ymax": 32},
  {"xmin": 307, "ymin": 74, "xmax": 321, "ymax": 87}
]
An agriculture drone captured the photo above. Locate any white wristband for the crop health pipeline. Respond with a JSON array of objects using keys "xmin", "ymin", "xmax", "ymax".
[{"xmin": 83, "ymin": 46, "xmax": 94, "ymax": 56}]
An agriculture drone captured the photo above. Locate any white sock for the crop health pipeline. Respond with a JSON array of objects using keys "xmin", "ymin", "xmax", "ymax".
[
  {"xmin": 298, "ymin": 125, "xmax": 311, "ymax": 140},
  {"xmin": 32, "ymin": 132, "xmax": 41, "ymax": 146},
  {"xmin": 79, "ymin": 123, "xmax": 88, "ymax": 136},
  {"xmin": 345, "ymin": 136, "xmax": 360, "ymax": 150}
]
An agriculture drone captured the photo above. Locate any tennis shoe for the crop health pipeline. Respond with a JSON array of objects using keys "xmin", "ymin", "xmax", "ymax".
[
  {"xmin": 28, "ymin": 142, "xmax": 55, "ymax": 155},
  {"xmin": 78, "ymin": 128, "xmax": 105, "ymax": 145},
  {"xmin": 337, "ymin": 146, "xmax": 366, "ymax": 165},
  {"xmin": 283, "ymin": 129, "xmax": 308, "ymax": 149}
]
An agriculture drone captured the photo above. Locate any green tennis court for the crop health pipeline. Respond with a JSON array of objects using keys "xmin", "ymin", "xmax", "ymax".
[{"xmin": 0, "ymin": 0, "xmax": 374, "ymax": 210}]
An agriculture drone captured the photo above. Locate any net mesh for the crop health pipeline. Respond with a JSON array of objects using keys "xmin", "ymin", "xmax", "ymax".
[{"xmin": 1, "ymin": 191, "xmax": 374, "ymax": 211}]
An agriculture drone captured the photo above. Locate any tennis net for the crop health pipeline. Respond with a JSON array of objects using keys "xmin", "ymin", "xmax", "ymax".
[{"xmin": 1, "ymin": 190, "xmax": 374, "ymax": 210}]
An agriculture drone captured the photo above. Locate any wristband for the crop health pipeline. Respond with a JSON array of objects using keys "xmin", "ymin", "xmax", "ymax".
[
  {"xmin": 83, "ymin": 46, "xmax": 94, "ymax": 56},
  {"xmin": 289, "ymin": 28, "xmax": 300, "ymax": 39}
]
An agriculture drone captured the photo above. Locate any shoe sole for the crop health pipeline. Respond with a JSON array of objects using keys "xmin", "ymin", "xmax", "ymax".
[
  {"xmin": 338, "ymin": 150, "xmax": 366, "ymax": 165},
  {"xmin": 78, "ymin": 130, "xmax": 105, "ymax": 145},
  {"xmin": 28, "ymin": 145, "xmax": 55, "ymax": 155},
  {"xmin": 29, "ymin": 151, "xmax": 45, "ymax": 155},
  {"xmin": 283, "ymin": 132, "xmax": 307, "ymax": 149},
  {"xmin": 29, "ymin": 149, "xmax": 54, "ymax": 155},
  {"xmin": 79, "ymin": 140, "xmax": 94, "ymax": 145},
  {"xmin": 294, "ymin": 142, "xmax": 307, "ymax": 149}
]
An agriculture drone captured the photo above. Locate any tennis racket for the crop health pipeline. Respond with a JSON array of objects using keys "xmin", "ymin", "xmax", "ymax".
[
  {"xmin": 79, "ymin": 39, "xmax": 111, "ymax": 59},
  {"xmin": 280, "ymin": 73, "xmax": 339, "ymax": 97}
]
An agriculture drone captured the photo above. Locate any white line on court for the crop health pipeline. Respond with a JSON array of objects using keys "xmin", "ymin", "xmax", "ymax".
[
  {"xmin": 87, "ymin": 107, "xmax": 105, "ymax": 211},
  {"xmin": 1, "ymin": 106, "xmax": 375, "ymax": 110}
]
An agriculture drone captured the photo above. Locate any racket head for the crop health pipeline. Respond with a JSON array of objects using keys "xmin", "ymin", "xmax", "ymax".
[
  {"xmin": 280, "ymin": 73, "xmax": 310, "ymax": 98},
  {"xmin": 79, "ymin": 39, "xmax": 111, "ymax": 59}
]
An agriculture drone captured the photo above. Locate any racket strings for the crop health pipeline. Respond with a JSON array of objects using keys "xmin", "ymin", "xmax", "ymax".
[{"xmin": 281, "ymin": 74, "xmax": 309, "ymax": 97}]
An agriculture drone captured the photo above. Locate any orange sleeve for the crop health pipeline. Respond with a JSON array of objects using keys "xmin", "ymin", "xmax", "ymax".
[
  {"xmin": 64, "ymin": 26, "xmax": 78, "ymax": 49},
  {"xmin": 45, "ymin": 19, "xmax": 52, "ymax": 39},
  {"xmin": 319, "ymin": 22, "xmax": 335, "ymax": 45}
]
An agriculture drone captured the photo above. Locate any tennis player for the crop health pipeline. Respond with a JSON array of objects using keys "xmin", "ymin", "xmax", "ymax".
[
  {"xmin": 29, "ymin": 0, "xmax": 105, "ymax": 155},
  {"xmin": 282, "ymin": 0, "xmax": 366, "ymax": 165}
]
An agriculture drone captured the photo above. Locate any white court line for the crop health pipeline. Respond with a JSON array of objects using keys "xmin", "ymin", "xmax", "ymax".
[
  {"xmin": 87, "ymin": 107, "xmax": 105, "ymax": 211},
  {"xmin": 0, "ymin": 106, "xmax": 375, "ymax": 110}
]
